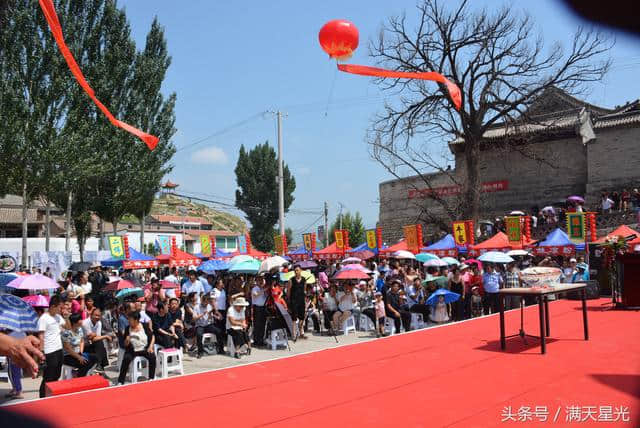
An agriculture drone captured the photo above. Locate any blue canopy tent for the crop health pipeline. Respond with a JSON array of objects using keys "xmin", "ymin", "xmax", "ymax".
[
  {"xmin": 101, "ymin": 248, "xmax": 158, "ymax": 269},
  {"xmin": 421, "ymin": 234, "xmax": 466, "ymax": 256},
  {"xmin": 195, "ymin": 248, "xmax": 233, "ymax": 260},
  {"xmin": 200, "ymin": 259, "xmax": 230, "ymax": 274},
  {"xmin": 531, "ymin": 228, "xmax": 584, "ymax": 255},
  {"xmin": 347, "ymin": 242, "xmax": 379, "ymax": 255},
  {"xmin": 288, "ymin": 246, "xmax": 311, "ymax": 261}
]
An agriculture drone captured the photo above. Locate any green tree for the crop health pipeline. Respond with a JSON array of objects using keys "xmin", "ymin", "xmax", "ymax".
[
  {"xmin": 235, "ymin": 142, "xmax": 296, "ymax": 252},
  {"xmin": 329, "ymin": 211, "xmax": 365, "ymax": 247}
]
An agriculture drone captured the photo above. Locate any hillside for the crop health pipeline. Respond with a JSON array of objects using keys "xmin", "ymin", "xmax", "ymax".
[{"xmin": 150, "ymin": 194, "xmax": 247, "ymax": 233}]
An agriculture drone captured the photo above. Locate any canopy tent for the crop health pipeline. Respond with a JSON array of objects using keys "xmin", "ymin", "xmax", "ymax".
[
  {"xmin": 594, "ymin": 225, "xmax": 640, "ymax": 244},
  {"xmin": 421, "ymin": 234, "xmax": 461, "ymax": 257},
  {"xmin": 102, "ymin": 248, "xmax": 159, "ymax": 270},
  {"xmin": 379, "ymin": 240, "xmax": 408, "ymax": 255},
  {"xmin": 229, "ymin": 248, "xmax": 270, "ymax": 260},
  {"xmin": 195, "ymin": 248, "xmax": 233, "ymax": 260},
  {"xmin": 287, "ymin": 246, "xmax": 310, "ymax": 261},
  {"xmin": 313, "ymin": 242, "xmax": 352, "ymax": 261},
  {"xmin": 156, "ymin": 249, "xmax": 202, "ymax": 268},
  {"xmin": 468, "ymin": 232, "xmax": 535, "ymax": 256},
  {"xmin": 527, "ymin": 228, "xmax": 578, "ymax": 256}
]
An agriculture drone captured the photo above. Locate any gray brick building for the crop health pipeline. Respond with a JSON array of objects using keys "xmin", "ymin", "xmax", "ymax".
[{"xmin": 378, "ymin": 88, "xmax": 640, "ymax": 243}]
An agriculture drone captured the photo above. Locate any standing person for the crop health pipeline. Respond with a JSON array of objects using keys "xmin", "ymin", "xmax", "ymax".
[
  {"xmin": 4, "ymin": 330, "xmax": 25, "ymax": 400},
  {"xmin": 116, "ymin": 312, "xmax": 156, "ymax": 385},
  {"xmin": 251, "ymin": 276, "xmax": 268, "ymax": 346},
  {"xmin": 504, "ymin": 263, "xmax": 521, "ymax": 311},
  {"xmin": 211, "ymin": 279, "xmax": 227, "ymax": 332},
  {"xmin": 37, "ymin": 295, "xmax": 65, "ymax": 397},
  {"xmin": 601, "ymin": 193, "xmax": 613, "ymax": 213},
  {"xmin": 181, "ymin": 270, "xmax": 204, "ymax": 302},
  {"xmin": 448, "ymin": 267, "xmax": 465, "ymax": 321},
  {"xmin": 482, "ymin": 264, "xmax": 503, "ymax": 315},
  {"xmin": 374, "ymin": 292, "xmax": 386, "ymax": 337},
  {"xmin": 287, "ymin": 266, "xmax": 307, "ymax": 340},
  {"xmin": 163, "ymin": 267, "xmax": 179, "ymax": 299},
  {"xmin": 62, "ymin": 314, "xmax": 97, "ymax": 377}
]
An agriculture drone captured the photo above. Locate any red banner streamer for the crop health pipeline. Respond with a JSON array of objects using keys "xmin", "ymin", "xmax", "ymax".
[
  {"xmin": 39, "ymin": 0, "xmax": 159, "ymax": 150},
  {"xmin": 337, "ymin": 64, "xmax": 462, "ymax": 111}
]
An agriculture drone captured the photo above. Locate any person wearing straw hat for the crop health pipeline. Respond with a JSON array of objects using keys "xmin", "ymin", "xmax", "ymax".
[{"xmin": 227, "ymin": 297, "xmax": 251, "ymax": 359}]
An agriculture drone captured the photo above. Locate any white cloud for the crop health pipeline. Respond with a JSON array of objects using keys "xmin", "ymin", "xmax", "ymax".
[{"xmin": 191, "ymin": 146, "xmax": 228, "ymax": 165}]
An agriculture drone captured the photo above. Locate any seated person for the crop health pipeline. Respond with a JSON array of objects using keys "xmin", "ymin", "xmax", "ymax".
[
  {"xmin": 82, "ymin": 308, "xmax": 111, "ymax": 372},
  {"xmin": 117, "ymin": 311, "xmax": 156, "ymax": 385},
  {"xmin": 226, "ymin": 297, "xmax": 251, "ymax": 358},
  {"xmin": 320, "ymin": 285, "xmax": 338, "ymax": 333},
  {"xmin": 385, "ymin": 280, "xmax": 412, "ymax": 332},
  {"xmin": 62, "ymin": 313, "xmax": 97, "ymax": 377},
  {"xmin": 193, "ymin": 294, "xmax": 225, "ymax": 358},
  {"xmin": 152, "ymin": 302, "xmax": 181, "ymax": 349},
  {"xmin": 332, "ymin": 283, "xmax": 357, "ymax": 331},
  {"xmin": 167, "ymin": 297, "xmax": 187, "ymax": 350}
]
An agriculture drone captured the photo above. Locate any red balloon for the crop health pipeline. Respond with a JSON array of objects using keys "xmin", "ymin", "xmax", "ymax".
[{"xmin": 319, "ymin": 19, "xmax": 359, "ymax": 60}]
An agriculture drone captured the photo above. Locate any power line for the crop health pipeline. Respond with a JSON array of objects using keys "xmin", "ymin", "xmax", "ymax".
[
  {"xmin": 175, "ymin": 112, "xmax": 265, "ymax": 153},
  {"xmin": 171, "ymin": 192, "xmax": 322, "ymax": 216}
]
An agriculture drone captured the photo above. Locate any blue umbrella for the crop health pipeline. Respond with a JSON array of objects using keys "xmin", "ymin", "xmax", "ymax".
[
  {"xmin": 0, "ymin": 294, "xmax": 39, "ymax": 333},
  {"xmin": 426, "ymin": 289, "xmax": 460, "ymax": 306},
  {"xmin": 200, "ymin": 259, "xmax": 230, "ymax": 274},
  {"xmin": 0, "ymin": 273, "xmax": 18, "ymax": 286},
  {"xmin": 228, "ymin": 259, "xmax": 260, "ymax": 275},
  {"xmin": 478, "ymin": 251, "xmax": 514, "ymax": 264},
  {"xmin": 116, "ymin": 287, "xmax": 144, "ymax": 300}
]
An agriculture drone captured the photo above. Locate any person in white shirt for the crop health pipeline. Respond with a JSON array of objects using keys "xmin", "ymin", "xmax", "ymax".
[
  {"xmin": 38, "ymin": 295, "xmax": 66, "ymax": 398},
  {"xmin": 134, "ymin": 301, "xmax": 153, "ymax": 326},
  {"xmin": 211, "ymin": 279, "xmax": 227, "ymax": 317},
  {"xmin": 82, "ymin": 308, "xmax": 111, "ymax": 371},
  {"xmin": 164, "ymin": 267, "xmax": 179, "ymax": 299},
  {"xmin": 193, "ymin": 295, "xmax": 224, "ymax": 358},
  {"xmin": 251, "ymin": 276, "xmax": 268, "ymax": 346},
  {"xmin": 77, "ymin": 272, "xmax": 93, "ymax": 295},
  {"xmin": 182, "ymin": 271, "xmax": 205, "ymax": 301},
  {"xmin": 332, "ymin": 283, "xmax": 356, "ymax": 332},
  {"xmin": 226, "ymin": 297, "xmax": 251, "ymax": 358},
  {"xmin": 321, "ymin": 285, "xmax": 338, "ymax": 332}
]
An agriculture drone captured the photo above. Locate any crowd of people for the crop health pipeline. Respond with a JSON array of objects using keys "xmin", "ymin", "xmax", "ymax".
[{"xmin": 0, "ymin": 249, "xmax": 594, "ymax": 400}]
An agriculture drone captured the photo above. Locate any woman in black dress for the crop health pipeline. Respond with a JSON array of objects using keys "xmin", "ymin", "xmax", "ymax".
[
  {"xmin": 448, "ymin": 266, "xmax": 465, "ymax": 321},
  {"xmin": 287, "ymin": 266, "xmax": 307, "ymax": 339}
]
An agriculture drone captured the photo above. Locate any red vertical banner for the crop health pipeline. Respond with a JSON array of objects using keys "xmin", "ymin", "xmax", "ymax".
[
  {"xmin": 171, "ymin": 236, "xmax": 177, "ymax": 257},
  {"xmin": 416, "ymin": 224, "xmax": 423, "ymax": 253},
  {"xmin": 123, "ymin": 235, "xmax": 130, "ymax": 259},
  {"xmin": 523, "ymin": 217, "xmax": 531, "ymax": 241},
  {"xmin": 376, "ymin": 227, "xmax": 383, "ymax": 250},
  {"xmin": 210, "ymin": 235, "xmax": 216, "ymax": 257},
  {"xmin": 343, "ymin": 230, "xmax": 350, "ymax": 254},
  {"xmin": 310, "ymin": 233, "xmax": 317, "ymax": 252},
  {"xmin": 282, "ymin": 234, "xmax": 288, "ymax": 255},
  {"xmin": 465, "ymin": 221, "xmax": 475, "ymax": 246},
  {"xmin": 245, "ymin": 233, "xmax": 252, "ymax": 253}
]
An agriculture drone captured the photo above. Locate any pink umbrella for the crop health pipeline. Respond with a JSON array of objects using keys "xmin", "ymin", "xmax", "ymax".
[
  {"xmin": 6, "ymin": 274, "xmax": 58, "ymax": 290},
  {"xmin": 333, "ymin": 269, "xmax": 371, "ymax": 280},
  {"xmin": 340, "ymin": 264, "xmax": 373, "ymax": 273},
  {"xmin": 159, "ymin": 280, "xmax": 179, "ymax": 289},
  {"xmin": 104, "ymin": 279, "xmax": 136, "ymax": 291},
  {"xmin": 22, "ymin": 294, "xmax": 50, "ymax": 308}
]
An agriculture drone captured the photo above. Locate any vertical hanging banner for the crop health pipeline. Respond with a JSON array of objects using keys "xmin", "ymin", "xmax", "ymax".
[
  {"xmin": 452, "ymin": 221, "xmax": 468, "ymax": 246},
  {"xmin": 274, "ymin": 235, "xmax": 284, "ymax": 255},
  {"xmin": 567, "ymin": 213, "xmax": 587, "ymax": 244},
  {"xmin": 108, "ymin": 236, "xmax": 125, "ymax": 259},
  {"xmin": 38, "ymin": 0, "xmax": 158, "ymax": 150},
  {"xmin": 303, "ymin": 233, "xmax": 313, "ymax": 251},
  {"xmin": 376, "ymin": 227, "xmax": 383, "ymax": 250},
  {"xmin": 310, "ymin": 233, "xmax": 317, "ymax": 252},
  {"xmin": 245, "ymin": 233, "xmax": 253, "ymax": 253},
  {"xmin": 334, "ymin": 230, "xmax": 345, "ymax": 249},
  {"xmin": 237, "ymin": 235, "xmax": 247, "ymax": 254},
  {"xmin": 365, "ymin": 229, "xmax": 377, "ymax": 250},
  {"xmin": 122, "ymin": 235, "xmax": 130, "ymax": 260},
  {"xmin": 157, "ymin": 236, "xmax": 171, "ymax": 255},
  {"xmin": 200, "ymin": 235, "xmax": 212, "ymax": 257},
  {"xmin": 505, "ymin": 216, "xmax": 522, "ymax": 243},
  {"xmin": 171, "ymin": 236, "xmax": 177, "ymax": 256},
  {"xmin": 403, "ymin": 225, "xmax": 420, "ymax": 253},
  {"xmin": 466, "ymin": 221, "xmax": 475, "ymax": 245}
]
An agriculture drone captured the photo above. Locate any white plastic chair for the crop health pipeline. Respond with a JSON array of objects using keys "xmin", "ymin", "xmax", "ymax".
[
  {"xmin": 157, "ymin": 348, "xmax": 183, "ymax": 378},
  {"xmin": 384, "ymin": 318, "xmax": 396, "ymax": 335},
  {"xmin": 60, "ymin": 365, "xmax": 75, "ymax": 380},
  {"xmin": 130, "ymin": 356, "xmax": 150, "ymax": 383},
  {"xmin": 358, "ymin": 314, "xmax": 375, "ymax": 331},
  {"xmin": 341, "ymin": 315, "xmax": 356, "ymax": 335},
  {"xmin": 201, "ymin": 333, "xmax": 217, "ymax": 355},
  {"xmin": 266, "ymin": 329, "xmax": 288, "ymax": 350},
  {"xmin": 410, "ymin": 313, "xmax": 425, "ymax": 330}
]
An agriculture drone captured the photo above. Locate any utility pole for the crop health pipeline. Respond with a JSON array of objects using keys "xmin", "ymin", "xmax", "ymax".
[
  {"xmin": 338, "ymin": 202, "xmax": 345, "ymax": 230},
  {"xmin": 324, "ymin": 201, "xmax": 329, "ymax": 246},
  {"xmin": 268, "ymin": 110, "xmax": 287, "ymax": 236}
]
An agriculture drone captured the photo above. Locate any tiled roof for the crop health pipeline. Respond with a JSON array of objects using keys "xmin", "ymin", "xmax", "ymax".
[
  {"xmin": 150, "ymin": 214, "xmax": 212, "ymax": 225},
  {"xmin": 185, "ymin": 229, "xmax": 239, "ymax": 237},
  {"xmin": 0, "ymin": 208, "xmax": 38, "ymax": 223}
]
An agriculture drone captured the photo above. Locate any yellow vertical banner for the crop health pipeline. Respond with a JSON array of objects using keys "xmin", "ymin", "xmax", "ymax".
[
  {"xmin": 403, "ymin": 225, "xmax": 419, "ymax": 253},
  {"xmin": 274, "ymin": 235, "xmax": 284, "ymax": 255},
  {"xmin": 200, "ymin": 235, "xmax": 211, "ymax": 257},
  {"xmin": 452, "ymin": 221, "xmax": 468, "ymax": 246},
  {"xmin": 303, "ymin": 233, "xmax": 312, "ymax": 251},
  {"xmin": 108, "ymin": 236, "xmax": 125, "ymax": 259},
  {"xmin": 334, "ymin": 230, "xmax": 344, "ymax": 249},
  {"xmin": 567, "ymin": 213, "xmax": 586, "ymax": 244},
  {"xmin": 366, "ymin": 229, "xmax": 377, "ymax": 249},
  {"xmin": 505, "ymin": 216, "xmax": 522, "ymax": 243}
]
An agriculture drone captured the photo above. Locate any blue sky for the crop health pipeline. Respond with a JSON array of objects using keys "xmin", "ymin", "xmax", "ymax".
[{"xmin": 119, "ymin": 0, "xmax": 638, "ymax": 242}]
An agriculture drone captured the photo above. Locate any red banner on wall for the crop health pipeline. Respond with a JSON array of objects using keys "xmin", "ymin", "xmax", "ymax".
[{"xmin": 408, "ymin": 180, "xmax": 509, "ymax": 199}]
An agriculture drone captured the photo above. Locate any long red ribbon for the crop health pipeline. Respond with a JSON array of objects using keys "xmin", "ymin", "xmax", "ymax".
[
  {"xmin": 337, "ymin": 63, "xmax": 462, "ymax": 111},
  {"xmin": 39, "ymin": 0, "xmax": 159, "ymax": 150}
]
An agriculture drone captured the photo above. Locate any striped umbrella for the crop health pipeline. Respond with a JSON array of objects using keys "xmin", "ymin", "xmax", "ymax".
[{"xmin": 0, "ymin": 294, "xmax": 40, "ymax": 333}]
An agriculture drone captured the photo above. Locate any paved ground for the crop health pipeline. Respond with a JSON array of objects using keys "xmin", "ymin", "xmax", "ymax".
[{"xmin": 1, "ymin": 326, "xmax": 399, "ymax": 404}]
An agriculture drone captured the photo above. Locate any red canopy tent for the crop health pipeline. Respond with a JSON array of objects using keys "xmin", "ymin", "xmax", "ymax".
[
  {"xmin": 593, "ymin": 225, "xmax": 640, "ymax": 244},
  {"xmin": 156, "ymin": 249, "xmax": 202, "ymax": 268},
  {"xmin": 313, "ymin": 242, "xmax": 352, "ymax": 261},
  {"xmin": 228, "ymin": 248, "xmax": 270, "ymax": 260},
  {"xmin": 378, "ymin": 240, "xmax": 407, "ymax": 255},
  {"xmin": 468, "ymin": 232, "xmax": 535, "ymax": 256}
]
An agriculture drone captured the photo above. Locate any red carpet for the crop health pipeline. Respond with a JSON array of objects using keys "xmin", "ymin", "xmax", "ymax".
[{"xmin": 6, "ymin": 298, "xmax": 640, "ymax": 427}]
